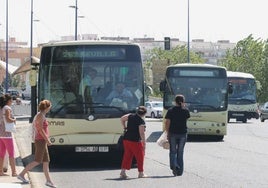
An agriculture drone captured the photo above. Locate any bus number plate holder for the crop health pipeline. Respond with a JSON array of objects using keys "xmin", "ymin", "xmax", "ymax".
[{"xmin": 75, "ymin": 146, "xmax": 109, "ymax": 152}]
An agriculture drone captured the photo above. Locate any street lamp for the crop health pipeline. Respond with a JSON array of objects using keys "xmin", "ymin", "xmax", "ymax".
[
  {"xmin": 69, "ymin": 0, "xmax": 78, "ymax": 40},
  {"xmin": 30, "ymin": 0, "xmax": 38, "ymax": 121},
  {"xmin": 187, "ymin": 0, "xmax": 190, "ymax": 63},
  {"xmin": 5, "ymin": 0, "xmax": 9, "ymax": 92}
]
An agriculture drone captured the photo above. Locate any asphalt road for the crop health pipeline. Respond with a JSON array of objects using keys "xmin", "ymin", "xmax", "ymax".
[{"xmin": 15, "ymin": 117, "xmax": 268, "ymax": 188}]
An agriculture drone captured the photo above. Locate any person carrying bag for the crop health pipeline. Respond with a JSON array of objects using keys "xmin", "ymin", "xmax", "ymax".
[{"xmin": 0, "ymin": 94, "xmax": 17, "ymax": 176}]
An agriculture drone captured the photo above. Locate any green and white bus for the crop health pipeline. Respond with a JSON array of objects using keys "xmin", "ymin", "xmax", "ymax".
[
  {"xmin": 227, "ymin": 71, "xmax": 260, "ymax": 123},
  {"xmin": 31, "ymin": 40, "xmax": 146, "ymax": 159},
  {"xmin": 160, "ymin": 64, "xmax": 232, "ymax": 140}
]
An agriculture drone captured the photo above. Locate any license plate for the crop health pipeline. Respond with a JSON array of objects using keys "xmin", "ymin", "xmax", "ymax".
[
  {"xmin": 188, "ymin": 128, "xmax": 206, "ymax": 132},
  {"xmin": 233, "ymin": 114, "xmax": 244, "ymax": 117},
  {"xmin": 75, "ymin": 146, "xmax": 109, "ymax": 152}
]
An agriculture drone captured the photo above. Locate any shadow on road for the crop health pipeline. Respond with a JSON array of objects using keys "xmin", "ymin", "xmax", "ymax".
[
  {"xmin": 147, "ymin": 131, "xmax": 224, "ymax": 143},
  {"xmin": 22, "ymin": 153, "xmax": 125, "ymax": 172}
]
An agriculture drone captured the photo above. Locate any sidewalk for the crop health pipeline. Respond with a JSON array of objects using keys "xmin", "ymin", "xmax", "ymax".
[{"xmin": 0, "ymin": 116, "xmax": 31, "ymax": 188}]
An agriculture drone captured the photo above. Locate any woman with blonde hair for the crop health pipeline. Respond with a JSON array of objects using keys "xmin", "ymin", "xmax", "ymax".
[{"xmin": 17, "ymin": 99, "xmax": 56, "ymax": 188}]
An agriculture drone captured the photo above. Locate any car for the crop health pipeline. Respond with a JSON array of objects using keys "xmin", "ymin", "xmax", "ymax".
[
  {"xmin": 145, "ymin": 101, "xmax": 163, "ymax": 118},
  {"xmin": 259, "ymin": 102, "xmax": 268, "ymax": 122},
  {"xmin": 6, "ymin": 89, "xmax": 21, "ymax": 100}
]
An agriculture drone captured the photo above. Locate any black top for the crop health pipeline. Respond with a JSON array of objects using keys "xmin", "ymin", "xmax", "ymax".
[
  {"xmin": 165, "ymin": 106, "xmax": 190, "ymax": 134},
  {"xmin": 124, "ymin": 113, "xmax": 146, "ymax": 142}
]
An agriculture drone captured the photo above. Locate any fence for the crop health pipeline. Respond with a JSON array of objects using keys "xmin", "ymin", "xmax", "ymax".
[{"xmin": 11, "ymin": 102, "xmax": 31, "ymax": 116}]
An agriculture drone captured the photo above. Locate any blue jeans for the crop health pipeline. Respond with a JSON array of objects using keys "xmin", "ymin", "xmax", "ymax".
[{"xmin": 168, "ymin": 133, "xmax": 187, "ymax": 175}]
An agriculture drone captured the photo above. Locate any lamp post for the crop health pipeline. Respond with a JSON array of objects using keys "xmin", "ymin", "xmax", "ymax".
[
  {"xmin": 5, "ymin": 0, "xmax": 9, "ymax": 92},
  {"xmin": 30, "ymin": 0, "xmax": 38, "ymax": 122},
  {"xmin": 69, "ymin": 0, "xmax": 78, "ymax": 40},
  {"xmin": 187, "ymin": 0, "xmax": 190, "ymax": 63}
]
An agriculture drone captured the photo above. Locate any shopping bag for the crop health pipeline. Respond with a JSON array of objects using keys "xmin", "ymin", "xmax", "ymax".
[
  {"xmin": 156, "ymin": 131, "xmax": 169, "ymax": 149},
  {"xmin": 4, "ymin": 122, "xmax": 16, "ymax": 133}
]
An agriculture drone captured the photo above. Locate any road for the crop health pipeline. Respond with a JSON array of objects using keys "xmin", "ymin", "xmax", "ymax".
[{"xmin": 15, "ymin": 118, "xmax": 268, "ymax": 188}]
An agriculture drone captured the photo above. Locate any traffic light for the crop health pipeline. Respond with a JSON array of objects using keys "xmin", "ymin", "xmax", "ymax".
[{"xmin": 164, "ymin": 37, "xmax": 171, "ymax": 50}]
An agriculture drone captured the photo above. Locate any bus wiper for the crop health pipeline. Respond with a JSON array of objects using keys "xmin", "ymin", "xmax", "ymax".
[
  {"xmin": 189, "ymin": 104, "xmax": 217, "ymax": 111},
  {"xmin": 186, "ymin": 101, "xmax": 202, "ymax": 104},
  {"xmin": 230, "ymin": 98, "xmax": 255, "ymax": 102},
  {"xmin": 104, "ymin": 105, "xmax": 128, "ymax": 113}
]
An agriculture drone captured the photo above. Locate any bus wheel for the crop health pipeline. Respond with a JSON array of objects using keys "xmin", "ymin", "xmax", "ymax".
[{"xmin": 242, "ymin": 118, "xmax": 247, "ymax": 123}]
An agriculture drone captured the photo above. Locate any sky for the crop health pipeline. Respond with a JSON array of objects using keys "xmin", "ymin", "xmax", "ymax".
[{"xmin": 0, "ymin": 0, "xmax": 268, "ymax": 46}]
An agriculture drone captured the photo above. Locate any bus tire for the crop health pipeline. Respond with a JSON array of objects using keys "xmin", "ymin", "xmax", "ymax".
[{"xmin": 217, "ymin": 135, "xmax": 224, "ymax": 141}]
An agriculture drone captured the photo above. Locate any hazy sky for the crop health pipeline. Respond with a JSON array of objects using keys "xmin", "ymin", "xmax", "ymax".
[{"xmin": 0, "ymin": 0, "xmax": 268, "ymax": 45}]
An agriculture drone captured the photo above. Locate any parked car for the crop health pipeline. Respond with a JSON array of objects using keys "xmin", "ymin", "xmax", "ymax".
[
  {"xmin": 260, "ymin": 102, "xmax": 268, "ymax": 122},
  {"xmin": 145, "ymin": 101, "xmax": 163, "ymax": 118},
  {"xmin": 21, "ymin": 91, "xmax": 31, "ymax": 100},
  {"xmin": 6, "ymin": 89, "xmax": 21, "ymax": 100}
]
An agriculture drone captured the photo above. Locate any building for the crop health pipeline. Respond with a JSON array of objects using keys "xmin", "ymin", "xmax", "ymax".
[{"xmin": 0, "ymin": 35, "xmax": 236, "ymax": 93}]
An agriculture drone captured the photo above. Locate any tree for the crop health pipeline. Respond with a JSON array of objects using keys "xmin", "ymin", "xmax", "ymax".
[
  {"xmin": 143, "ymin": 45, "xmax": 205, "ymax": 96},
  {"xmin": 145, "ymin": 45, "xmax": 204, "ymax": 64},
  {"xmin": 221, "ymin": 35, "xmax": 268, "ymax": 102}
]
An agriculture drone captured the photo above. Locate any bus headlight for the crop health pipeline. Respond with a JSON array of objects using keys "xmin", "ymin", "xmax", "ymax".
[
  {"xmin": 59, "ymin": 138, "xmax": 64, "ymax": 143},
  {"xmin": 50, "ymin": 138, "xmax": 55, "ymax": 143},
  {"xmin": 88, "ymin": 115, "xmax": 95, "ymax": 121}
]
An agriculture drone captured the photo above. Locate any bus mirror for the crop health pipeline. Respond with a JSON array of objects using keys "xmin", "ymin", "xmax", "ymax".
[
  {"xmin": 145, "ymin": 85, "xmax": 153, "ymax": 95},
  {"xmin": 29, "ymin": 69, "xmax": 37, "ymax": 86},
  {"xmin": 228, "ymin": 82, "xmax": 233, "ymax": 94},
  {"xmin": 256, "ymin": 80, "xmax": 261, "ymax": 90},
  {"xmin": 159, "ymin": 80, "xmax": 166, "ymax": 92}
]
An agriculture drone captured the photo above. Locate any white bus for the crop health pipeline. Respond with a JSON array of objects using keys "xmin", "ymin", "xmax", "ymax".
[
  {"xmin": 32, "ymin": 41, "xmax": 146, "ymax": 159},
  {"xmin": 160, "ymin": 64, "xmax": 232, "ymax": 140},
  {"xmin": 227, "ymin": 71, "xmax": 260, "ymax": 123}
]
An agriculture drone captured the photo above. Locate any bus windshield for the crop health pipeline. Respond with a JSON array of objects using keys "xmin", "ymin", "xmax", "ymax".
[
  {"xmin": 39, "ymin": 45, "xmax": 144, "ymax": 119},
  {"xmin": 228, "ymin": 78, "xmax": 257, "ymax": 103},
  {"xmin": 160, "ymin": 64, "xmax": 229, "ymax": 140},
  {"xmin": 164, "ymin": 77, "xmax": 228, "ymax": 111}
]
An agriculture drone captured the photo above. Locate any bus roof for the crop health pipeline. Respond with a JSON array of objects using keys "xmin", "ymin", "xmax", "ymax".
[
  {"xmin": 41, "ymin": 40, "xmax": 140, "ymax": 48},
  {"xmin": 167, "ymin": 63, "xmax": 227, "ymax": 70},
  {"xmin": 227, "ymin": 71, "xmax": 255, "ymax": 79}
]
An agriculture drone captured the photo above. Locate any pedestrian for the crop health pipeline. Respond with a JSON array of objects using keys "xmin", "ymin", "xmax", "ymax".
[
  {"xmin": 119, "ymin": 106, "xmax": 147, "ymax": 179},
  {"xmin": 0, "ymin": 94, "xmax": 17, "ymax": 176},
  {"xmin": 3, "ymin": 153, "xmax": 8, "ymax": 173},
  {"xmin": 165, "ymin": 94, "xmax": 190, "ymax": 176},
  {"xmin": 17, "ymin": 99, "xmax": 56, "ymax": 188}
]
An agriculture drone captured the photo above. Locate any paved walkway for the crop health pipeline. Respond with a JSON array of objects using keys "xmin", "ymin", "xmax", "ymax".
[{"xmin": 0, "ymin": 127, "xmax": 31, "ymax": 188}]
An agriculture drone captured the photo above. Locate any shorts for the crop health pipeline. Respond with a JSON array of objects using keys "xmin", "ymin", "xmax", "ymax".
[{"xmin": 34, "ymin": 140, "xmax": 50, "ymax": 163}]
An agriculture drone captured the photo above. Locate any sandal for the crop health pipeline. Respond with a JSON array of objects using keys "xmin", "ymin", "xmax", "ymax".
[
  {"xmin": 0, "ymin": 173, "xmax": 9, "ymax": 176},
  {"xmin": 119, "ymin": 173, "xmax": 129, "ymax": 179}
]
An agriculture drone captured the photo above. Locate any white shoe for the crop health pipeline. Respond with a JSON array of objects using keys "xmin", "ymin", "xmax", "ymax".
[
  {"xmin": 17, "ymin": 175, "xmax": 30, "ymax": 184},
  {"xmin": 138, "ymin": 173, "xmax": 148, "ymax": 178},
  {"xmin": 45, "ymin": 181, "xmax": 57, "ymax": 188}
]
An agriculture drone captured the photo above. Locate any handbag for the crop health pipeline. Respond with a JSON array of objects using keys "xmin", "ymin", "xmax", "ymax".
[
  {"xmin": 116, "ymin": 129, "xmax": 126, "ymax": 151},
  {"xmin": 4, "ymin": 121, "xmax": 16, "ymax": 133},
  {"xmin": 116, "ymin": 134, "xmax": 124, "ymax": 151},
  {"xmin": 156, "ymin": 131, "xmax": 169, "ymax": 149}
]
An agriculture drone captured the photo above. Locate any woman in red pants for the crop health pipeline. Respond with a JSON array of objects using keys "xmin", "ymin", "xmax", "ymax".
[{"xmin": 120, "ymin": 106, "xmax": 147, "ymax": 179}]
